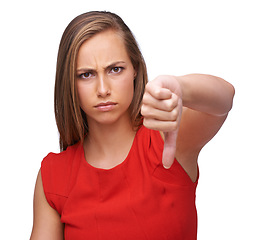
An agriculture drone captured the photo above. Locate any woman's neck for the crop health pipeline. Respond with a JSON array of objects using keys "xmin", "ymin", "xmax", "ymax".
[{"xmin": 83, "ymin": 117, "xmax": 136, "ymax": 169}]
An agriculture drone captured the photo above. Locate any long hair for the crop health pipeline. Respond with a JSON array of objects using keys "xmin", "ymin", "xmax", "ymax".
[{"xmin": 55, "ymin": 11, "xmax": 148, "ymax": 151}]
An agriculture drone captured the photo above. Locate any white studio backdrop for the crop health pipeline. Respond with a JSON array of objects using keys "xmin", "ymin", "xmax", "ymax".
[{"xmin": 0, "ymin": 0, "xmax": 259, "ymax": 239}]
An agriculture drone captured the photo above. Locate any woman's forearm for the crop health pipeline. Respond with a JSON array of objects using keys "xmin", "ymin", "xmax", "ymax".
[{"xmin": 176, "ymin": 74, "xmax": 235, "ymax": 116}]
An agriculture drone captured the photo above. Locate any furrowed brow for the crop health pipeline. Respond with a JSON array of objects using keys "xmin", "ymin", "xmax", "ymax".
[
  {"xmin": 77, "ymin": 61, "xmax": 126, "ymax": 73},
  {"xmin": 105, "ymin": 61, "xmax": 126, "ymax": 70},
  {"xmin": 76, "ymin": 67, "xmax": 95, "ymax": 74}
]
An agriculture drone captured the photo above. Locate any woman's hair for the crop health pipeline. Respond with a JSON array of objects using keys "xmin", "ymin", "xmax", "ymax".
[{"xmin": 55, "ymin": 11, "xmax": 148, "ymax": 151}]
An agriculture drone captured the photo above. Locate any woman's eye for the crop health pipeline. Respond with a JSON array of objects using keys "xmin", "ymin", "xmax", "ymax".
[
  {"xmin": 111, "ymin": 67, "xmax": 123, "ymax": 73},
  {"xmin": 79, "ymin": 72, "xmax": 92, "ymax": 79}
]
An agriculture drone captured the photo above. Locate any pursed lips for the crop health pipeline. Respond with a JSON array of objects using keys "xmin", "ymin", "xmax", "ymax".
[
  {"xmin": 94, "ymin": 101, "xmax": 117, "ymax": 111},
  {"xmin": 95, "ymin": 101, "xmax": 117, "ymax": 107}
]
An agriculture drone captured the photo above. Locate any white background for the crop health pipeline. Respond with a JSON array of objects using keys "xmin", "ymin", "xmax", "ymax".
[{"xmin": 1, "ymin": 0, "xmax": 259, "ymax": 239}]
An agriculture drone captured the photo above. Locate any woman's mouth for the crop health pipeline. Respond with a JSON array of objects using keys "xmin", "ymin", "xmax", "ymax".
[{"xmin": 94, "ymin": 101, "xmax": 117, "ymax": 111}]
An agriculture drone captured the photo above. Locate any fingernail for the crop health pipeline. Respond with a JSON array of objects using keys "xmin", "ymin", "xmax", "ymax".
[{"xmin": 163, "ymin": 164, "xmax": 171, "ymax": 169}]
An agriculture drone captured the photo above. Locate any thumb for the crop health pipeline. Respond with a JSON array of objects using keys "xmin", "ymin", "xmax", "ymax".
[{"xmin": 162, "ymin": 131, "xmax": 178, "ymax": 169}]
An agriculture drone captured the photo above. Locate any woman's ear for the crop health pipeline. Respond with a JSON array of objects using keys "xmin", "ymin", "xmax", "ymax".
[{"xmin": 134, "ymin": 70, "xmax": 137, "ymax": 79}]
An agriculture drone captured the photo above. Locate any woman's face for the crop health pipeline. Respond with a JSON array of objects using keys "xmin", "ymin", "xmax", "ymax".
[{"xmin": 76, "ymin": 29, "xmax": 136, "ymax": 128}]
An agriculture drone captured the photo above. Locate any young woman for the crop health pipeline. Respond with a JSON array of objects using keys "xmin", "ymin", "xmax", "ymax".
[{"xmin": 30, "ymin": 11, "xmax": 235, "ymax": 240}]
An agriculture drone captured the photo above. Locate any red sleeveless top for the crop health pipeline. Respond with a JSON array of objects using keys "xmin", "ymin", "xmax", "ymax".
[{"xmin": 41, "ymin": 125, "xmax": 198, "ymax": 239}]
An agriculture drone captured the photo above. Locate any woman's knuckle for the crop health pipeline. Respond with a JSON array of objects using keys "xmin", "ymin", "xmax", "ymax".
[
  {"xmin": 168, "ymin": 121, "xmax": 178, "ymax": 131},
  {"xmin": 141, "ymin": 105, "xmax": 152, "ymax": 117},
  {"xmin": 172, "ymin": 108, "xmax": 180, "ymax": 119}
]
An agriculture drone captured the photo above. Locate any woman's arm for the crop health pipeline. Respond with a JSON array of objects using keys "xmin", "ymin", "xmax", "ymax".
[
  {"xmin": 178, "ymin": 74, "xmax": 234, "ymax": 116},
  {"xmin": 175, "ymin": 74, "xmax": 235, "ymax": 180},
  {"xmin": 30, "ymin": 170, "xmax": 64, "ymax": 240},
  {"xmin": 141, "ymin": 74, "xmax": 235, "ymax": 180}
]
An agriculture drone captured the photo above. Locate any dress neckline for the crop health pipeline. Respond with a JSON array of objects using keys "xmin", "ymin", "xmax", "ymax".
[{"xmin": 80, "ymin": 126, "xmax": 142, "ymax": 172}]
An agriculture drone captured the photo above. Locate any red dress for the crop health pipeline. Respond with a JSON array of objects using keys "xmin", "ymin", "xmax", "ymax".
[{"xmin": 41, "ymin": 125, "xmax": 198, "ymax": 239}]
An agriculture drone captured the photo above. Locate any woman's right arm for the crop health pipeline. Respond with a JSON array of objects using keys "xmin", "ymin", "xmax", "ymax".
[{"xmin": 30, "ymin": 170, "xmax": 64, "ymax": 240}]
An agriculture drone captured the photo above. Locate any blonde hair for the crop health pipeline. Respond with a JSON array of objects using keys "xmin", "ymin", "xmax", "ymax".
[{"xmin": 54, "ymin": 11, "xmax": 148, "ymax": 151}]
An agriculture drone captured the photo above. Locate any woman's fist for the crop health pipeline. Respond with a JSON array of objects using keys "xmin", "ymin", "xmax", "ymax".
[{"xmin": 141, "ymin": 75, "xmax": 183, "ymax": 169}]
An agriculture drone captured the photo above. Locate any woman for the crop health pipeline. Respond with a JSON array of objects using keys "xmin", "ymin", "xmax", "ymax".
[{"xmin": 30, "ymin": 11, "xmax": 235, "ymax": 240}]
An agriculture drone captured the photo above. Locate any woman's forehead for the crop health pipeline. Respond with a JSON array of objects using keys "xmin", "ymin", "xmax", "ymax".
[{"xmin": 77, "ymin": 30, "xmax": 131, "ymax": 69}]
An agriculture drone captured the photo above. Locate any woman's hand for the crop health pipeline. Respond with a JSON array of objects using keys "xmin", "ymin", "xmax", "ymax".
[
  {"xmin": 141, "ymin": 75, "xmax": 183, "ymax": 169},
  {"xmin": 142, "ymin": 73, "xmax": 234, "ymax": 179}
]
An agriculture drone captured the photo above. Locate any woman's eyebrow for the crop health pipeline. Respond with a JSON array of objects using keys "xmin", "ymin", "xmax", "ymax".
[
  {"xmin": 76, "ymin": 67, "xmax": 95, "ymax": 73},
  {"xmin": 105, "ymin": 61, "xmax": 126, "ymax": 69},
  {"xmin": 77, "ymin": 61, "xmax": 126, "ymax": 73}
]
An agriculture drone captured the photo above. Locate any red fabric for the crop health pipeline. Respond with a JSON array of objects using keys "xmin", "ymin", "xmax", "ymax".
[{"xmin": 41, "ymin": 125, "xmax": 198, "ymax": 240}]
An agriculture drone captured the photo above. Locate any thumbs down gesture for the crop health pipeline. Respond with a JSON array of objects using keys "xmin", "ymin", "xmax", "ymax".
[{"xmin": 141, "ymin": 75, "xmax": 183, "ymax": 169}]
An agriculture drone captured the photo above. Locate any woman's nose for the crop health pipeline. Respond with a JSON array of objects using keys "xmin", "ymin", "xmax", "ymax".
[{"xmin": 96, "ymin": 75, "xmax": 111, "ymax": 97}]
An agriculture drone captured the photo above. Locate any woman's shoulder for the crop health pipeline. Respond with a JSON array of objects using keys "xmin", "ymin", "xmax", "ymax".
[
  {"xmin": 42, "ymin": 142, "xmax": 82, "ymax": 167},
  {"xmin": 41, "ymin": 142, "xmax": 82, "ymax": 200}
]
